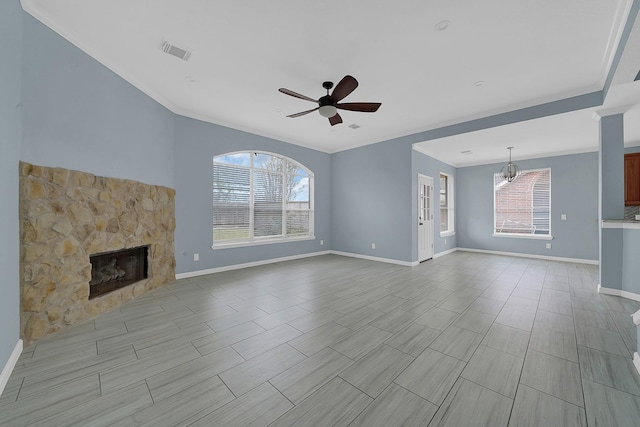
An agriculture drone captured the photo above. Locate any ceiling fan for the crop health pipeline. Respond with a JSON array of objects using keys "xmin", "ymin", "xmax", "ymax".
[{"xmin": 279, "ymin": 75, "xmax": 381, "ymax": 126}]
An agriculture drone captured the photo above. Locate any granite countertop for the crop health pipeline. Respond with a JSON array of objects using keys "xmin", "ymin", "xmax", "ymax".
[{"xmin": 601, "ymin": 219, "xmax": 640, "ymax": 229}]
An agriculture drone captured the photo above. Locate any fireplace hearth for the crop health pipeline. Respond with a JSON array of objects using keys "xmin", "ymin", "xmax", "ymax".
[{"xmin": 90, "ymin": 246, "xmax": 149, "ymax": 299}]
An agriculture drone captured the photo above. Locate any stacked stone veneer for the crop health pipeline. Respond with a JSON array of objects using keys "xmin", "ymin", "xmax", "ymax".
[{"xmin": 19, "ymin": 162, "xmax": 176, "ymax": 344}]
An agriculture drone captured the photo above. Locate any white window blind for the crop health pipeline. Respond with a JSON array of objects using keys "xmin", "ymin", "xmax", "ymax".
[
  {"xmin": 494, "ymin": 168, "xmax": 550, "ymax": 236},
  {"xmin": 213, "ymin": 152, "xmax": 313, "ymax": 245},
  {"xmin": 439, "ymin": 173, "xmax": 454, "ymax": 234}
]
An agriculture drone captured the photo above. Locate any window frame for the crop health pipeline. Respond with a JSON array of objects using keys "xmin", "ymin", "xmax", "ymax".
[
  {"xmin": 439, "ymin": 172, "xmax": 455, "ymax": 237},
  {"xmin": 492, "ymin": 167, "xmax": 553, "ymax": 240},
  {"xmin": 212, "ymin": 151, "xmax": 315, "ymax": 250}
]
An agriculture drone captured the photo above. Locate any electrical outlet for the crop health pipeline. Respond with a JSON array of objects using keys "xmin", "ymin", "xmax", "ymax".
[
  {"xmin": 444, "ymin": 239, "xmax": 447, "ymax": 245},
  {"xmin": 561, "ymin": 214, "xmax": 567, "ymax": 220},
  {"xmin": 320, "ymin": 239, "xmax": 324, "ymax": 246},
  {"xmin": 372, "ymin": 243, "xmax": 376, "ymax": 249},
  {"xmin": 545, "ymin": 243, "xmax": 552, "ymax": 249},
  {"xmin": 193, "ymin": 253, "xmax": 199, "ymax": 261}
]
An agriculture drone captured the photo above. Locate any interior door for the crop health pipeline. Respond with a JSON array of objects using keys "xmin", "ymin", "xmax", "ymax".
[{"xmin": 418, "ymin": 175, "xmax": 434, "ymax": 262}]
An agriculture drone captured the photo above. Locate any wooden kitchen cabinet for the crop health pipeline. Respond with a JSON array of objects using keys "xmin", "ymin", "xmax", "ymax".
[{"xmin": 625, "ymin": 153, "xmax": 640, "ymax": 206}]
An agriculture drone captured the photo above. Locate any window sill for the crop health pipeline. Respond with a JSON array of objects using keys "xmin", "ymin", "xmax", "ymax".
[
  {"xmin": 212, "ymin": 235, "xmax": 315, "ymax": 250},
  {"xmin": 492, "ymin": 233, "xmax": 553, "ymax": 240},
  {"xmin": 440, "ymin": 231, "xmax": 455, "ymax": 237}
]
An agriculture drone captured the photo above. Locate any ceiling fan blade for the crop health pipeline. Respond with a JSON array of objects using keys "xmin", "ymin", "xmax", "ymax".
[
  {"xmin": 287, "ymin": 107, "xmax": 319, "ymax": 118},
  {"xmin": 279, "ymin": 88, "xmax": 318, "ymax": 103},
  {"xmin": 336, "ymin": 102, "xmax": 382, "ymax": 112},
  {"xmin": 331, "ymin": 75, "xmax": 358, "ymax": 102},
  {"xmin": 329, "ymin": 113, "xmax": 343, "ymax": 126}
]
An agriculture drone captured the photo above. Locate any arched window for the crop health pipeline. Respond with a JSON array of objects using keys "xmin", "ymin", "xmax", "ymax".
[{"xmin": 213, "ymin": 152, "xmax": 314, "ymax": 247}]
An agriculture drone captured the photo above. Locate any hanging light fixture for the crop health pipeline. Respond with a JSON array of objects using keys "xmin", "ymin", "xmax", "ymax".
[{"xmin": 500, "ymin": 146, "xmax": 521, "ymax": 183}]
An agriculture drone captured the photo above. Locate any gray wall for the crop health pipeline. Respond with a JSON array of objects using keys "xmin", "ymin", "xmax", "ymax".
[
  {"xmin": 411, "ymin": 150, "xmax": 458, "ymax": 258},
  {"xmin": 21, "ymin": 14, "xmax": 175, "ymax": 188},
  {"xmin": 173, "ymin": 116, "xmax": 331, "ymax": 274},
  {"xmin": 331, "ymin": 140, "xmax": 413, "ymax": 263},
  {"xmin": 457, "ymin": 152, "xmax": 599, "ymax": 261},
  {"xmin": 0, "ymin": 0, "xmax": 23, "ymax": 371}
]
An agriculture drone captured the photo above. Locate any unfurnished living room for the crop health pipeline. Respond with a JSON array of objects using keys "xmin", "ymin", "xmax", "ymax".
[{"xmin": 2, "ymin": 0, "xmax": 640, "ymax": 426}]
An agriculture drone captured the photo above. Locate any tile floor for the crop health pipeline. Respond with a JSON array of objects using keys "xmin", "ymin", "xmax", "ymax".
[{"xmin": 2, "ymin": 252, "xmax": 640, "ymax": 426}]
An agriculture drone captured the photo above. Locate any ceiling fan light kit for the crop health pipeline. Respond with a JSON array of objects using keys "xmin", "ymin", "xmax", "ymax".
[
  {"xmin": 279, "ymin": 75, "xmax": 381, "ymax": 126},
  {"xmin": 318, "ymin": 105, "xmax": 338, "ymax": 118}
]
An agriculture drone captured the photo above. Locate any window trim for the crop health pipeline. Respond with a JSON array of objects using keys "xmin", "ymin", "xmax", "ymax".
[
  {"xmin": 212, "ymin": 151, "xmax": 315, "ymax": 248},
  {"xmin": 493, "ymin": 167, "xmax": 553, "ymax": 240},
  {"xmin": 439, "ymin": 172, "xmax": 455, "ymax": 237}
]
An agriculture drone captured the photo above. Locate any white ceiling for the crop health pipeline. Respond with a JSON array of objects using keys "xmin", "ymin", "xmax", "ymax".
[{"xmin": 21, "ymin": 0, "xmax": 640, "ymax": 165}]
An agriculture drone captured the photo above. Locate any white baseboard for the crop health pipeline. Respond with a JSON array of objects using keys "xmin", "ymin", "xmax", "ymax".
[
  {"xmin": 457, "ymin": 247, "xmax": 599, "ymax": 265},
  {"xmin": 0, "ymin": 339, "xmax": 23, "ymax": 397},
  {"xmin": 175, "ymin": 251, "xmax": 332, "ymax": 279},
  {"xmin": 434, "ymin": 248, "xmax": 458, "ymax": 259},
  {"xmin": 597, "ymin": 285, "xmax": 640, "ymax": 302},
  {"xmin": 175, "ymin": 246, "xmax": 598, "ymax": 280},
  {"xmin": 634, "ymin": 353, "xmax": 640, "ymax": 377},
  {"xmin": 329, "ymin": 251, "xmax": 419, "ymax": 267}
]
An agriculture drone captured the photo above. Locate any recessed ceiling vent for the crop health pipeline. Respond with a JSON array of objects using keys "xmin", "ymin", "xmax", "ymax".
[
  {"xmin": 348, "ymin": 124, "xmax": 361, "ymax": 129},
  {"xmin": 161, "ymin": 41, "xmax": 191, "ymax": 61}
]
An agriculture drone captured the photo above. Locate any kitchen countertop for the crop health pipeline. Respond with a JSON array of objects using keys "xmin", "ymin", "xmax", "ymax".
[{"xmin": 601, "ymin": 220, "xmax": 640, "ymax": 229}]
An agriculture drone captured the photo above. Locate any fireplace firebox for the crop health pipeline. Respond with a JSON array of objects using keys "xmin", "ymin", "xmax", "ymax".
[{"xmin": 89, "ymin": 246, "xmax": 149, "ymax": 299}]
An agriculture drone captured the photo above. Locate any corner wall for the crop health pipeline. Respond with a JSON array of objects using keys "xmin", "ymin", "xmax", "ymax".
[
  {"xmin": 331, "ymin": 140, "xmax": 413, "ymax": 263},
  {"xmin": 21, "ymin": 13, "xmax": 175, "ymax": 188},
  {"xmin": 0, "ymin": 0, "xmax": 23, "ymax": 381}
]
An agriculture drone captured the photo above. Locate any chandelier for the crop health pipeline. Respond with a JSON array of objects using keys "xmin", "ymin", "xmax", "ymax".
[{"xmin": 500, "ymin": 146, "xmax": 521, "ymax": 183}]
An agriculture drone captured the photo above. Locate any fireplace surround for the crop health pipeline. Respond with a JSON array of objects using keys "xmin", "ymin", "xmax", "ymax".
[{"xmin": 19, "ymin": 162, "xmax": 176, "ymax": 343}]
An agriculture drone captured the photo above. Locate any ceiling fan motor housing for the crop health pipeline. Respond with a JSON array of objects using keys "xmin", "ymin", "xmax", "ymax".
[{"xmin": 318, "ymin": 94, "xmax": 337, "ymax": 117}]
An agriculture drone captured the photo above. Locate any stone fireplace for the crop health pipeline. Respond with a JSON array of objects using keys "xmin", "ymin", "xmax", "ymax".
[{"xmin": 19, "ymin": 162, "xmax": 176, "ymax": 344}]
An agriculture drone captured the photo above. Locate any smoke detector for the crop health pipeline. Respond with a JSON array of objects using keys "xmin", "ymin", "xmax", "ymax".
[{"xmin": 161, "ymin": 41, "xmax": 192, "ymax": 61}]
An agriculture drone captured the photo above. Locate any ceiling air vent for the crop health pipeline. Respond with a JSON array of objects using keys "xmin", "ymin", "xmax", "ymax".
[
  {"xmin": 348, "ymin": 124, "xmax": 361, "ymax": 129},
  {"xmin": 161, "ymin": 41, "xmax": 191, "ymax": 61}
]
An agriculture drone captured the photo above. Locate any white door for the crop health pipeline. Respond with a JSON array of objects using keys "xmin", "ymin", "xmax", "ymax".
[{"xmin": 418, "ymin": 175, "xmax": 434, "ymax": 262}]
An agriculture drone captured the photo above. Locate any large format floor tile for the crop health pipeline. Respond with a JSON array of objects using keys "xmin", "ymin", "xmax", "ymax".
[
  {"xmin": 2, "ymin": 253, "xmax": 638, "ymax": 426},
  {"xmin": 269, "ymin": 377, "xmax": 371, "ymax": 427},
  {"xmin": 395, "ymin": 348, "xmax": 466, "ymax": 405},
  {"xmin": 339, "ymin": 344, "xmax": 414, "ymax": 398},
  {"xmin": 461, "ymin": 345, "xmax": 524, "ymax": 398},
  {"xmin": 509, "ymin": 384, "xmax": 586, "ymax": 427},
  {"xmin": 520, "ymin": 349, "xmax": 584, "ymax": 407},
  {"xmin": 427, "ymin": 378, "xmax": 513, "ymax": 427},
  {"xmin": 349, "ymin": 383, "xmax": 438, "ymax": 427}
]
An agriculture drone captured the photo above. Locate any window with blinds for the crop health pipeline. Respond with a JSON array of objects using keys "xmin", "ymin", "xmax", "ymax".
[
  {"xmin": 439, "ymin": 173, "xmax": 454, "ymax": 234},
  {"xmin": 494, "ymin": 168, "xmax": 551, "ymax": 236},
  {"xmin": 213, "ymin": 152, "xmax": 313, "ymax": 245}
]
